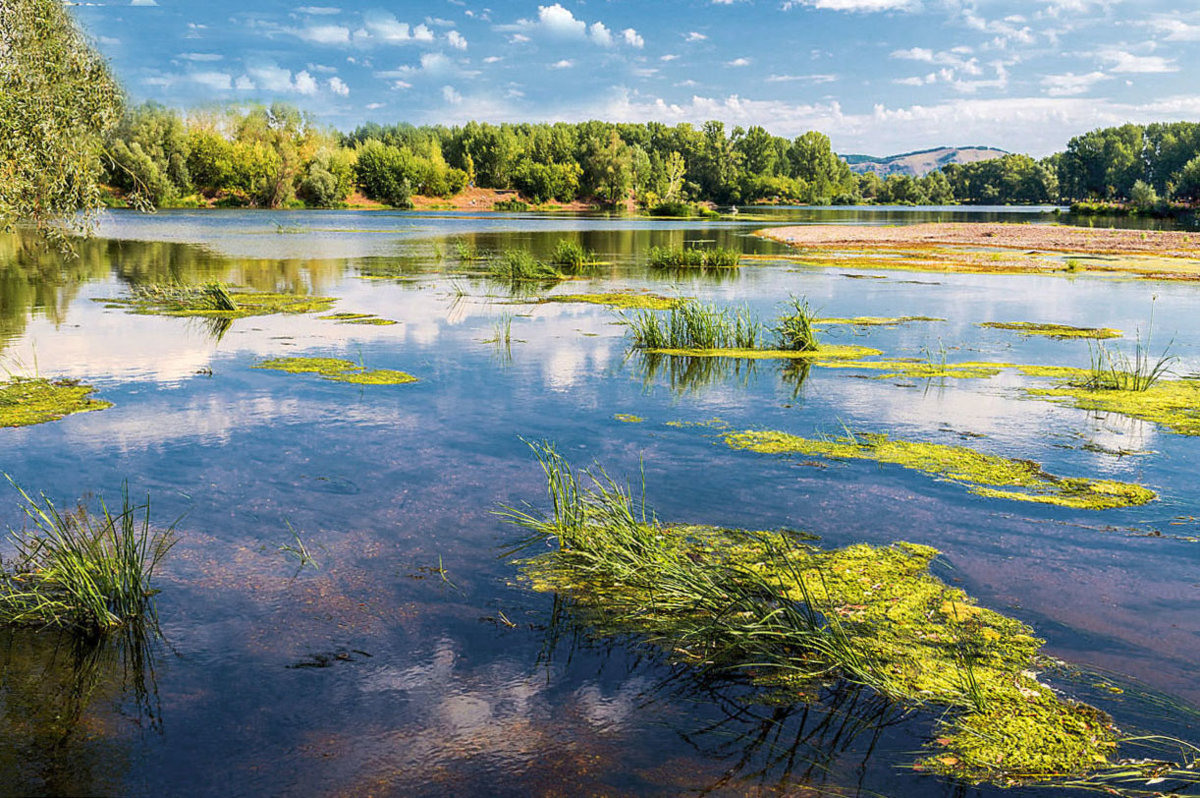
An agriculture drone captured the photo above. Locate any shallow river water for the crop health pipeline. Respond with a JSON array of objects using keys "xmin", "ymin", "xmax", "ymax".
[{"xmin": 0, "ymin": 206, "xmax": 1197, "ymax": 797}]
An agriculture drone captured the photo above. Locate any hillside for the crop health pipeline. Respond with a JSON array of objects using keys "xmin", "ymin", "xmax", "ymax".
[{"xmin": 842, "ymin": 146, "xmax": 1008, "ymax": 177}]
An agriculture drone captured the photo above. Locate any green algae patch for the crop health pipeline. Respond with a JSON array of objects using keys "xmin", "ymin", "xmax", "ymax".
[
  {"xmin": 253, "ymin": 357, "xmax": 417, "ymax": 386},
  {"xmin": 724, "ymin": 430, "xmax": 1155, "ymax": 510},
  {"xmin": 319, "ymin": 312, "xmax": 399, "ymax": 326},
  {"xmin": 502, "ymin": 443, "xmax": 1143, "ymax": 790},
  {"xmin": 539, "ymin": 292, "xmax": 683, "ymax": 310},
  {"xmin": 613, "ymin": 413, "xmax": 644, "ymax": 423},
  {"xmin": 817, "ymin": 315, "xmax": 945, "ymax": 326},
  {"xmin": 0, "ymin": 378, "xmax": 112, "ymax": 428},
  {"xmin": 980, "ymin": 321, "xmax": 1121, "ymax": 340},
  {"xmin": 101, "ymin": 283, "xmax": 336, "ymax": 319},
  {"xmin": 642, "ymin": 343, "xmax": 881, "ymax": 361},
  {"xmin": 1028, "ymin": 378, "xmax": 1200, "ymax": 437},
  {"xmin": 820, "ymin": 359, "xmax": 1009, "ymax": 381}
]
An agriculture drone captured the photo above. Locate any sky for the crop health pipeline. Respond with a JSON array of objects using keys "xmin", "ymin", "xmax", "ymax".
[{"xmin": 70, "ymin": 0, "xmax": 1200, "ymax": 157}]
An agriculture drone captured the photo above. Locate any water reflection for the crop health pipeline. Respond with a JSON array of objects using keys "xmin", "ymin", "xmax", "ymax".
[{"xmin": 0, "ymin": 624, "xmax": 163, "ymax": 797}]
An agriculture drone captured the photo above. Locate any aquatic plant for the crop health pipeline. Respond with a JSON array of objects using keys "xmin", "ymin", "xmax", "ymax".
[
  {"xmin": 626, "ymin": 300, "xmax": 763, "ymax": 351},
  {"xmin": 550, "ymin": 239, "xmax": 596, "ymax": 269},
  {"xmin": 817, "ymin": 316, "xmax": 944, "ymax": 326},
  {"xmin": 104, "ymin": 282, "xmax": 336, "ymax": 318},
  {"xmin": 647, "ymin": 246, "xmax": 741, "ymax": 270},
  {"xmin": 488, "ymin": 250, "xmax": 564, "ymax": 282},
  {"xmin": 0, "ymin": 376, "xmax": 112, "ymax": 428},
  {"xmin": 1078, "ymin": 336, "xmax": 1175, "ymax": 393},
  {"xmin": 538, "ymin": 292, "xmax": 682, "ymax": 311},
  {"xmin": 254, "ymin": 356, "xmax": 417, "ymax": 386},
  {"xmin": 280, "ymin": 523, "xmax": 318, "ymax": 571},
  {"xmin": 454, "ymin": 240, "xmax": 483, "ymax": 261},
  {"xmin": 493, "ymin": 198, "xmax": 530, "ymax": 212},
  {"xmin": 499, "ymin": 443, "xmax": 1179, "ymax": 789},
  {"xmin": 980, "ymin": 321, "xmax": 1121, "ymax": 340},
  {"xmin": 319, "ymin": 312, "xmax": 399, "ymax": 326},
  {"xmin": 773, "ymin": 296, "xmax": 820, "ymax": 352},
  {"xmin": 0, "ymin": 479, "xmax": 176, "ymax": 633},
  {"xmin": 724, "ymin": 429, "xmax": 1155, "ymax": 510}
]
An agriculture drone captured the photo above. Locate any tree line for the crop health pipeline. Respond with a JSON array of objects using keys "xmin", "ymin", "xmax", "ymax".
[{"xmin": 103, "ymin": 103, "xmax": 1200, "ymax": 211}]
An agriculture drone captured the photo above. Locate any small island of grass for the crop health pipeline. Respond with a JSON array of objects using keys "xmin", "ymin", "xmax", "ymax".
[
  {"xmin": 980, "ymin": 321, "xmax": 1121, "ymax": 339},
  {"xmin": 253, "ymin": 356, "xmax": 418, "ymax": 385},
  {"xmin": 0, "ymin": 377, "xmax": 112, "ymax": 428}
]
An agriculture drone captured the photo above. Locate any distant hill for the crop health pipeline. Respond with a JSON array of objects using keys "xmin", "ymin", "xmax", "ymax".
[{"xmin": 841, "ymin": 146, "xmax": 1008, "ymax": 178}]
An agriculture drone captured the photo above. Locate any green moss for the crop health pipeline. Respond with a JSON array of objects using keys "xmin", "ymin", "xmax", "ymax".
[
  {"xmin": 101, "ymin": 283, "xmax": 336, "ymax": 319},
  {"xmin": 724, "ymin": 430, "xmax": 1155, "ymax": 510},
  {"xmin": 817, "ymin": 316, "xmax": 944, "ymax": 326},
  {"xmin": 821, "ymin": 359, "xmax": 1009, "ymax": 380},
  {"xmin": 319, "ymin": 312, "xmax": 399, "ymax": 326},
  {"xmin": 642, "ymin": 344, "xmax": 882, "ymax": 361},
  {"xmin": 253, "ymin": 357, "xmax": 417, "ymax": 386},
  {"xmin": 980, "ymin": 321, "xmax": 1122, "ymax": 340},
  {"xmin": 0, "ymin": 377, "xmax": 112, "ymax": 428},
  {"xmin": 1028, "ymin": 378, "xmax": 1200, "ymax": 436},
  {"xmin": 507, "ymin": 448, "xmax": 1135, "ymax": 789},
  {"xmin": 614, "ymin": 413, "xmax": 644, "ymax": 423},
  {"xmin": 539, "ymin": 292, "xmax": 683, "ymax": 310}
]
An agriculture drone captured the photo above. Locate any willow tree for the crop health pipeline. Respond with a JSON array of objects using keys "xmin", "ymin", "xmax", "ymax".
[{"xmin": 0, "ymin": 0, "xmax": 123, "ymax": 243}]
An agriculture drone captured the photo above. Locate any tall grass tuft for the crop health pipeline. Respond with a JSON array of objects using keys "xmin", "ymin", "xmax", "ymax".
[
  {"xmin": 551, "ymin": 239, "xmax": 595, "ymax": 269},
  {"xmin": 488, "ymin": 249, "xmax": 564, "ymax": 282},
  {"xmin": 647, "ymin": 246, "xmax": 741, "ymax": 270},
  {"xmin": 626, "ymin": 300, "xmax": 762, "ymax": 351},
  {"xmin": 1077, "ymin": 301, "xmax": 1175, "ymax": 392},
  {"xmin": 774, "ymin": 296, "xmax": 819, "ymax": 352},
  {"xmin": 0, "ymin": 478, "xmax": 177, "ymax": 634}
]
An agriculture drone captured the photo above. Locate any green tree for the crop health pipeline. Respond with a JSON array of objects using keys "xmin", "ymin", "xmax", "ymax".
[{"xmin": 0, "ymin": 0, "xmax": 123, "ymax": 240}]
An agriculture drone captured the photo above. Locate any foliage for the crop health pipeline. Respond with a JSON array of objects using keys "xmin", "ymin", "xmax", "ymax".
[
  {"xmin": 0, "ymin": 0, "xmax": 123, "ymax": 241},
  {"xmin": 647, "ymin": 246, "xmax": 741, "ymax": 269},
  {"xmin": 550, "ymin": 239, "xmax": 595, "ymax": 268},
  {"xmin": 774, "ymin": 296, "xmax": 820, "ymax": 352},
  {"xmin": 626, "ymin": 301, "xmax": 763, "ymax": 350},
  {"xmin": 487, "ymin": 250, "xmax": 563, "ymax": 282}
]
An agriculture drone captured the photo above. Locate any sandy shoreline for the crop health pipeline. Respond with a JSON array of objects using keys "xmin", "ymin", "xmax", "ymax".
[{"xmin": 756, "ymin": 222, "xmax": 1200, "ymax": 257}]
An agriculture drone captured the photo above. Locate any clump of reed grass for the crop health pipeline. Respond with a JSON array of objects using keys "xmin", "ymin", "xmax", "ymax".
[
  {"xmin": 488, "ymin": 250, "xmax": 564, "ymax": 282},
  {"xmin": 551, "ymin": 239, "xmax": 596, "ymax": 269},
  {"xmin": 647, "ymin": 245, "xmax": 741, "ymax": 270},
  {"xmin": 626, "ymin": 300, "xmax": 762, "ymax": 351},
  {"xmin": 1076, "ymin": 302, "xmax": 1175, "ymax": 392},
  {"xmin": 454, "ymin": 240, "xmax": 483, "ymax": 261},
  {"xmin": 773, "ymin": 296, "xmax": 820, "ymax": 352},
  {"xmin": 129, "ymin": 281, "xmax": 238, "ymax": 312},
  {"xmin": 0, "ymin": 479, "xmax": 177, "ymax": 634}
]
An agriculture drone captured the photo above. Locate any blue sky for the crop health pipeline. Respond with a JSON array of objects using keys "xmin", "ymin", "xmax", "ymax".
[{"xmin": 72, "ymin": 0, "xmax": 1200, "ymax": 156}]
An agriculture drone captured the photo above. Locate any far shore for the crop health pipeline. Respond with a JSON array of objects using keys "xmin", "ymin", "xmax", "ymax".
[{"xmin": 754, "ymin": 222, "xmax": 1200, "ymax": 280}]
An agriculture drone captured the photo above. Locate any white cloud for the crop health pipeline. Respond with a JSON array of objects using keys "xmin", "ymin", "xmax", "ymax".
[
  {"xmin": 685, "ymin": 31, "xmax": 707, "ymax": 42},
  {"xmin": 766, "ymin": 73, "xmax": 837, "ymax": 83},
  {"xmin": 447, "ymin": 30, "xmax": 467, "ymax": 50},
  {"xmin": 1042, "ymin": 71, "xmax": 1109, "ymax": 96},
  {"xmin": 391, "ymin": 80, "xmax": 412, "ymax": 89},
  {"xmin": 328, "ymin": 76, "xmax": 350, "ymax": 95},
  {"xmin": 234, "ymin": 75, "xmax": 255, "ymax": 90},
  {"xmin": 661, "ymin": 54, "xmax": 679, "ymax": 62},
  {"xmin": 129, "ymin": 0, "xmax": 157, "ymax": 6},
  {"xmin": 294, "ymin": 70, "xmax": 319, "ymax": 94},
  {"xmin": 727, "ymin": 57, "xmax": 751, "ymax": 67},
  {"xmin": 782, "ymin": 0, "xmax": 915, "ymax": 10},
  {"xmin": 365, "ymin": 102, "xmax": 384, "ymax": 109},
  {"xmin": 483, "ymin": 56, "xmax": 503, "ymax": 64},
  {"xmin": 550, "ymin": 59, "xmax": 574, "ymax": 69},
  {"xmin": 443, "ymin": 85, "xmax": 463, "ymax": 104},
  {"xmin": 622, "ymin": 28, "xmax": 644, "ymax": 48},
  {"xmin": 1101, "ymin": 49, "xmax": 1178, "ymax": 74},
  {"xmin": 179, "ymin": 53, "xmax": 223, "ymax": 62},
  {"xmin": 296, "ymin": 24, "xmax": 351, "ymax": 44},
  {"xmin": 589, "ymin": 22, "xmax": 613, "ymax": 46},
  {"xmin": 1150, "ymin": 17, "xmax": 1200, "ymax": 42},
  {"xmin": 297, "ymin": 6, "xmax": 340, "ymax": 14},
  {"xmin": 190, "ymin": 71, "xmax": 232, "ymax": 91},
  {"xmin": 246, "ymin": 65, "xmax": 321, "ymax": 94},
  {"xmin": 533, "ymin": 4, "xmax": 587, "ymax": 37}
]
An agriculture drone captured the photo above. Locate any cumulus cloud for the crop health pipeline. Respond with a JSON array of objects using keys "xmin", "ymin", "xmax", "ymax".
[
  {"xmin": 622, "ymin": 28, "xmax": 644, "ymax": 48},
  {"xmin": 1100, "ymin": 49, "xmax": 1178, "ymax": 73},
  {"xmin": 685, "ymin": 31, "xmax": 707, "ymax": 42},
  {"xmin": 443, "ymin": 85, "xmax": 463, "ymax": 104},
  {"xmin": 190, "ymin": 71, "xmax": 232, "ymax": 91},
  {"xmin": 296, "ymin": 6, "xmax": 340, "ymax": 14},
  {"xmin": 782, "ymin": 0, "xmax": 916, "ymax": 10},
  {"xmin": 1041, "ymin": 71, "xmax": 1109, "ymax": 96},
  {"xmin": 726, "ymin": 57, "xmax": 751, "ymax": 66},
  {"xmin": 550, "ymin": 59, "xmax": 574, "ymax": 69},
  {"xmin": 295, "ymin": 24, "xmax": 352, "ymax": 44},
  {"xmin": 447, "ymin": 30, "xmax": 467, "ymax": 50},
  {"xmin": 500, "ymin": 5, "xmax": 643, "ymax": 48},
  {"xmin": 589, "ymin": 22, "xmax": 613, "ymax": 46},
  {"xmin": 246, "ymin": 65, "xmax": 319, "ymax": 94},
  {"xmin": 328, "ymin": 76, "xmax": 350, "ymax": 95}
]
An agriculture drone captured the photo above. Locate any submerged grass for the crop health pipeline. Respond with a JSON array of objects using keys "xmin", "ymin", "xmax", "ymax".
[
  {"xmin": 102, "ymin": 282, "xmax": 336, "ymax": 318},
  {"xmin": 499, "ymin": 443, "xmax": 1193, "ymax": 790},
  {"xmin": 0, "ymin": 478, "xmax": 176, "ymax": 634},
  {"xmin": 0, "ymin": 377, "xmax": 112, "ymax": 428},
  {"xmin": 818, "ymin": 316, "xmax": 945, "ymax": 326},
  {"xmin": 724, "ymin": 429, "xmax": 1155, "ymax": 510},
  {"xmin": 319, "ymin": 312, "xmax": 399, "ymax": 326},
  {"xmin": 253, "ymin": 356, "xmax": 418, "ymax": 386},
  {"xmin": 538, "ymin": 292, "xmax": 682, "ymax": 311},
  {"xmin": 627, "ymin": 300, "xmax": 764, "ymax": 350}
]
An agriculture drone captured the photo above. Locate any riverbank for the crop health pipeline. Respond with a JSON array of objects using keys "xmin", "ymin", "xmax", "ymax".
[{"xmin": 755, "ymin": 222, "xmax": 1200, "ymax": 279}]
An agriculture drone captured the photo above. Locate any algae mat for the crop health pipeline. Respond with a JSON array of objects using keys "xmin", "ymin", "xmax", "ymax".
[
  {"xmin": 725, "ymin": 430, "xmax": 1155, "ymax": 510},
  {"xmin": 0, "ymin": 377, "xmax": 112, "ymax": 428},
  {"xmin": 506, "ymin": 446, "xmax": 1192, "ymax": 791},
  {"xmin": 254, "ymin": 357, "xmax": 418, "ymax": 386}
]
